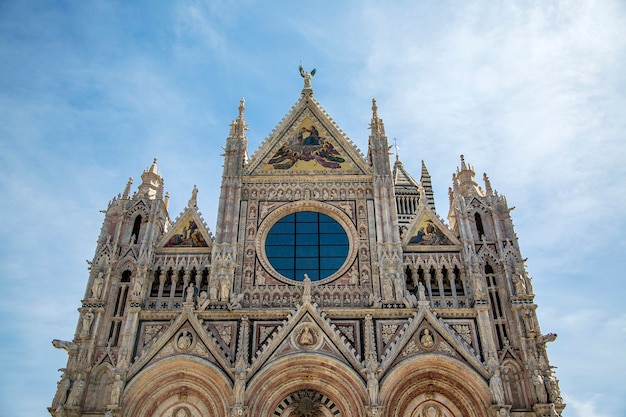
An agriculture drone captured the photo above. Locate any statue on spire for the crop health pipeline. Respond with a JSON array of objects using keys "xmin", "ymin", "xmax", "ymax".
[
  {"xmin": 188, "ymin": 185, "xmax": 198, "ymax": 208},
  {"xmin": 299, "ymin": 65, "xmax": 316, "ymax": 90}
]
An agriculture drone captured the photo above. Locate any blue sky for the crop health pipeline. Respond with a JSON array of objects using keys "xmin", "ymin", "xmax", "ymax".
[{"xmin": 1, "ymin": 1, "xmax": 625, "ymax": 416}]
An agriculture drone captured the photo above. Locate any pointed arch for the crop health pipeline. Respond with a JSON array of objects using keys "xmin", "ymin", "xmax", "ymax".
[
  {"xmin": 501, "ymin": 358, "xmax": 529, "ymax": 408},
  {"xmin": 84, "ymin": 363, "xmax": 115, "ymax": 411}
]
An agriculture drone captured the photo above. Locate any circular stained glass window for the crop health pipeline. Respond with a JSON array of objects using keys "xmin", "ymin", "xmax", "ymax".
[{"xmin": 265, "ymin": 211, "xmax": 349, "ymax": 281}]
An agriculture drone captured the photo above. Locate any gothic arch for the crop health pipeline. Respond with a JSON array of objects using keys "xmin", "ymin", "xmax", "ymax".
[
  {"xmin": 127, "ymin": 202, "xmax": 149, "ymax": 218},
  {"xmin": 116, "ymin": 260, "xmax": 137, "ymax": 278},
  {"xmin": 84, "ymin": 363, "xmax": 115, "ymax": 411},
  {"xmin": 380, "ymin": 355, "xmax": 491, "ymax": 417},
  {"xmin": 466, "ymin": 203, "xmax": 495, "ymax": 241},
  {"xmin": 123, "ymin": 356, "xmax": 231, "ymax": 417},
  {"xmin": 503, "ymin": 248, "xmax": 521, "ymax": 266},
  {"xmin": 246, "ymin": 353, "xmax": 367, "ymax": 417},
  {"xmin": 501, "ymin": 358, "xmax": 529, "ymax": 408}
]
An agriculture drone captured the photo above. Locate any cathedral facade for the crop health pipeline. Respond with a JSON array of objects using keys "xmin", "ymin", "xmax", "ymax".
[{"xmin": 50, "ymin": 72, "xmax": 564, "ymax": 417}]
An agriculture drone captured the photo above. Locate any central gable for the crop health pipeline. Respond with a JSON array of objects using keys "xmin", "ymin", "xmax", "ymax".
[{"xmin": 245, "ymin": 94, "xmax": 371, "ymax": 176}]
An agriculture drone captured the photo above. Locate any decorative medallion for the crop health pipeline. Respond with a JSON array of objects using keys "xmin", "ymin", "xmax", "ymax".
[
  {"xmin": 298, "ymin": 326, "xmax": 317, "ymax": 347},
  {"xmin": 176, "ymin": 331, "xmax": 193, "ymax": 351},
  {"xmin": 419, "ymin": 328, "xmax": 435, "ymax": 349},
  {"xmin": 293, "ymin": 323, "xmax": 321, "ymax": 350}
]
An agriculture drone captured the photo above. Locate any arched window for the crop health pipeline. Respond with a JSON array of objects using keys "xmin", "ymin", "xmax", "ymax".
[
  {"xmin": 405, "ymin": 265, "xmax": 415, "ymax": 292},
  {"xmin": 442, "ymin": 267, "xmax": 453, "ymax": 296},
  {"xmin": 474, "ymin": 212, "xmax": 485, "ymax": 239},
  {"xmin": 485, "ymin": 263, "xmax": 508, "ymax": 349},
  {"xmin": 131, "ymin": 215, "xmax": 142, "ymax": 244},
  {"xmin": 454, "ymin": 266, "xmax": 465, "ymax": 296}
]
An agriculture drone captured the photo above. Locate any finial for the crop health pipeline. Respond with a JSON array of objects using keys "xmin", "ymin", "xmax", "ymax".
[
  {"xmin": 230, "ymin": 99, "xmax": 249, "ymax": 137},
  {"xmin": 238, "ymin": 98, "xmax": 245, "ymax": 119},
  {"xmin": 122, "ymin": 177, "xmax": 133, "ymax": 199},
  {"xmin": 460, "ymin": 154, "xmax": 468, "ymax": 171},
  {"xmin": 299, "ymin": 65, "xmax": 316, "ymax": 91},
  {"xmin": 483, "ymin": 173, "xmax": 493, "ymax": 196},
  {"xmin": 148, "ymin": 157, "xmax": 158, "ymax": 174},
  {"xmin": 188, "ymin": 185, "xmax": 198, "ymax": 207},
  {"xmin": 369, "ymin": 98, "xmax": 385, "ymax": 136},
  {"xmin": 164, "ymin": 191, "xmax": 170, "ymax": 209}
]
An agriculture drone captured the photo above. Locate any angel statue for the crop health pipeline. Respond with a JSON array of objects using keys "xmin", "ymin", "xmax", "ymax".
[{"xmin": 299, "ymin": 65, "xmax": 316, "ymax": 89}]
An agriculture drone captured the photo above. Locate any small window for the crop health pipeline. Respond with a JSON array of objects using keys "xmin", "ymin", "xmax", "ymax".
[
  {"xmin": 131, "ymin": 215, "xmax": 142, "ymax": 243},
  {"xmin": 474, "ymin": 212, "xmax": 485, "ymax": 239}
]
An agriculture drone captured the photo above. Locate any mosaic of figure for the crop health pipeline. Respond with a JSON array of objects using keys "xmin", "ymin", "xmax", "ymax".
[
  {"xmin": 165, "ymin": 219, "xmax": 208, "ymax": 247},
  {"xmin": 410, "ymin": 219, "xmax": 451, "ymax": 245},
  {"xmin": 268, "ymin": 121, "xmax": 345, "ymax": 170}
]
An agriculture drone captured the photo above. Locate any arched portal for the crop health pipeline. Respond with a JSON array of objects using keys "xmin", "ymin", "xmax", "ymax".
[
  {"xmin": 246, "ymin": 353, "xmax": 368, "ymax": 417},
  {"xmin": 380, "ymin": 355, "xmax": 492, "ymax": 417},
  {"xmin": 123, "ymin": 356, "xmax": 231, "ymax": 417}
]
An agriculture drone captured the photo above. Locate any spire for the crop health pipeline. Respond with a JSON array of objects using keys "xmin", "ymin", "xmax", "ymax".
[
  {"xmin": 455, "ymin": 155, "xmax": 482, "ymax": 197},
  {"xmin": 229, "ymin": 98, "xmax": 248, "ymax": 138},
  {"xmin": 122, "ymin": 177, "xmax": 133, "ymax": 199},
  {"xmin": 420, "ymin": 160, "xmax": 436, "ymax": 212},
  {"xmin": 148, "ymin": 157, "xmax": 159, "ymax": 175},
  {"xmin": 369, "ymin": 98, "xmax": 385, "ymax": 137},
  {"xmin": 137, "ymin": 158, "xmax": 163, "ymax": 200}
]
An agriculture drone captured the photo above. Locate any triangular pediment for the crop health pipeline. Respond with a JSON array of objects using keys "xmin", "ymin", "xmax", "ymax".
[
  {"xmin": 128, "ymin": 200, "xmax": 149, "ymax": 217},
  {"xmin": 245, "ymin": 94, "xmax": 371, "ymax": 176},
  {"xmin": 156, "ymin": 206, "xmax": 213, "ymax": 251},
  {"xmin": 127, "ymin": 307, "xmax": 233, "ymax": 382},
  {"xmin": 379, "ymin": 307, "xmax": 487, "ymax": 379},
  {"xmin": 402, "ymin": 205, "xmax": 461, "ymax": 251},
  {"xmin": 247, "ymin": 302, "xmax": 363, "ymax": 379}
]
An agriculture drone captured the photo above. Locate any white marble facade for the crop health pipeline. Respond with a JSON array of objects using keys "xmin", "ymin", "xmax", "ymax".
[{"xmin": 50, "ymin": 74, "xmax": 563, "ymax": 417}]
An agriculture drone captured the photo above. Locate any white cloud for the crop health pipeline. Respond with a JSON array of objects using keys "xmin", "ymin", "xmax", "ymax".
[{"xmin": 566, "ymin": 396, "xmax": 611, "ymax": 417}]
